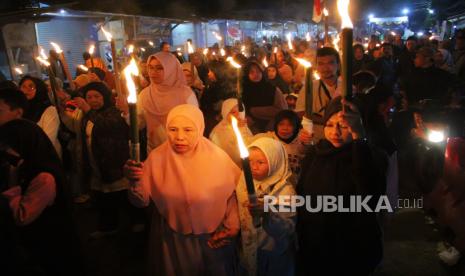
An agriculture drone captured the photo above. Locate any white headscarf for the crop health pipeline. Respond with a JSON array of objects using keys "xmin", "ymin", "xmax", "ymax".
[
  {"xmin": 209, "ymin": 98, "xmax": 250, "ymax": 167},
  {"xmin": 236, "ymin": 137, "xmax": 294, "ymax": 275},
  {"xmin": 438, "ymin": 49, "xmax": 454, "ymax": 67},
  {"xmin": 221, "ymin": 98, "xmax": 239, "ymax": 119}
]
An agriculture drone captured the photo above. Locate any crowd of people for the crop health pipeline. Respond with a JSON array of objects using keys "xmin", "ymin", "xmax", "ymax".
[{"xmin": 1, "ymin": 28, "xmax": 465, "ymax": 276}]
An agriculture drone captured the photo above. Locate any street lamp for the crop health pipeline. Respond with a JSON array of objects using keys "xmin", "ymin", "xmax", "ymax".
[
  {"xmin": 368, "ymin": 13, "xmax": 374, "ymax": 20},
  {"xmin": 402, "ymin": 8, "xmax": 409, "ymax": 15},
  {"xmin": 428, "ymin": 9, "xmax": 434, "ymax": 15}
]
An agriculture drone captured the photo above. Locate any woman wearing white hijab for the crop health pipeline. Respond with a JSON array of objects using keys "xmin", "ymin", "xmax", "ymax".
[
  {"xmin": 209, "ymin": 98, "xmax": 252, "ymax": 167},
  {"xmin": 236, "ymin": 137, "xmax": 296, "ymax": 276},
  {"xmin": 181, "ymin": 62, "xmax": 205, "ymax": 98},
  {"xmin": 434, "ymin": 48, "xmax": 455, "ymax": 74},
  {"xmin": 125, "ymin": 52, "xmax": 198, "ymax": 153},
  {"xmin": 127, "ymin": 104, "xmax": 241, "ymax": 276}
]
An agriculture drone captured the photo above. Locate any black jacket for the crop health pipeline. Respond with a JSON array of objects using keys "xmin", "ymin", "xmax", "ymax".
[
  {"xmin": 404, "ymin": 66, "xmax": 454, "ymax": 104},
  {"xmin": 296, "ymin": 139, "xmax": 385, "ymax": 275}
]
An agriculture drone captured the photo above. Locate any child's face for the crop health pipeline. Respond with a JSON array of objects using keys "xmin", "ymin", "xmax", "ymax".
[
  {"xmin": 228, "ymin": 105, "xmax": 240, "ymax": 122},
  {"xmin": 285, "ymin": 96, "xmax": 297, "ymax": 110},
  {"xmin": 277, "ymin": 118, "xmax": 295, "ymax": 140},
  {"xmin": 267, "ymin": 67, "xmax": 277, "ymax": 80},
  {"xmin": 249, "ymin": 148, "xmax": 269, "ymax": 181}
]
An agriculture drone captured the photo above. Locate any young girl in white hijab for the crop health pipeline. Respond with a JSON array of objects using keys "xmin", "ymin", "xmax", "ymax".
[
  {"xmin": 209, "ymin": 98, "xmax": 252, "ymax": 167},
  {"xmin": 236, "ymin": 137, "xmax": 296, "ymax": 276},
  {"xmin": 122, "ymin": 52, "xmax": 198, "ymax": 153}
]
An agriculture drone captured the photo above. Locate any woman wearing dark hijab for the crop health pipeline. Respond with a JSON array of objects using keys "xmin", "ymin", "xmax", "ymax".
[
  {"xmin": 296, "ymin": 97, "xmax": 385, "ymax": 276},
  {"xmin": 200, "ymin": 60, "xmax": 236, "ymax": 137},
  {"xmin": 0, "ymin": 119, "xmax": 82, "ymax": 276},
  {"xmin": 242, "ymin": 61, "xmax": 287, "ymax": 133},
  {"xmin": 265, "ymin": 64, "xmax": 291, "ymax": 94},
  {"xmin": 65, "ymin": 81, "xmax": 133, "ymax": 237},
  {"xmin": 19, "ymin": 76, "xmax": 62, "ymax": 158}
]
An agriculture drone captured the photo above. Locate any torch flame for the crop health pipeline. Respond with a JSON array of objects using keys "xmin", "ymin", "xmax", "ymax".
[
  {"xmin": 78, "ymin": 65, "xmax": 89, "ymax": 72},
  {"xmin": 203, "ymin": 48, "xmax": 209, "ymax": 55},
  {"xmin": 287, "ymin": 33, "xmax": 293, "ymax": 50},
  {"xmin": 306, "ymin": 32, "xmax": 311, "ymax": 42},
  {"xmin": 295, "ymin": 57, "xmax": 312, "ymax": 68},
  {"xmin": 39, "ymin": 47, "xmax": 48, "ymax": 60},
  {"xmin": 274, "ymin": 47, "xmax": 278, "ymax": 54},
  {"xmin": 140, "ymin": 47, "xmax": 146, "ymax": 52},
  {"xmin": 337, "ymin": 0, "xmax": 353, "ymax": 29},
  {"xmin": 36, "ymin": 56, "xmax": 50, "ymax": 67},
  {"xmin": 263, "ymin": 58, "xmax": 269, "ymax": 68},
  {"xmin": 231, "ymin": 116, "xmax": 249, "ymax": 158},
  {"xmin": 124, "ymin": 58, "xmax": 139, "ymax": 104},
  {"xmin": 187, "ymin": 41, "xmax": 194, "ymax": 54},
  {"xmin": 89, "ymin": 45, "xmax": 95, "ymax": 55},
  {"xmin": 100, "ymin": 26, "xmax": 112, "ymax": 42},
  {"xmin": 220, "ymin": 48, "xmax": 226, "ymax": 56},
  {"xmin": 313, "ymin": 71, "xmax": 321, "ymax": 80},
  {"xmin": 212, "ymin": 52, "xmax": 217, "ymax": 56},
  {"xmin": 15, "ymin": 67, "xmax": 23, "ymax": 75},
  {"xmin": 226, "ymin": 57, "xmax": 241, "ymax": 69},
  {"xmin": 333, "ymin": 34, "xmax": 341, "ymax": 52},
  {"xmin": 148, "ymin": 41, "xmax": 154, "ymax": 47},
  {"xmin": 128, "ymin": 44, "xmax": 134, "ymax": 54},
  {"xmin": 50, "ymin": 42, "xmax": 63, "ymax": 54},
  {"xmin": 323, "ymin": 8, "xmax": 329, "ymax": 17}
]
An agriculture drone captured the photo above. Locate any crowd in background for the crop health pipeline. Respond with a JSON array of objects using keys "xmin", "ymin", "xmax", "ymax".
[{"xmin": 1, "ymin": 28, "xmax": 465, "ymax": 276}]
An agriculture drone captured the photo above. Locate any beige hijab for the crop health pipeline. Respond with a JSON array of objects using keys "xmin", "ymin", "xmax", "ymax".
[
  {"xmin": 140, "ymin": 52, "xmax": 194, "ymax": 126},
  {"xmin": 142, "ymin": 104, "xmax": 240, "ymax": 234},
  {"xmin": 181, "ymin": 62, "xmax": 204, "ymax": 89},
  {"xmin": 236, "ymin": 137, "xmax": 293, "ymax": 275}
]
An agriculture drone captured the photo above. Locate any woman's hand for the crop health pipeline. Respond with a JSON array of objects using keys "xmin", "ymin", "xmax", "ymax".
[
  {"xmin": 123, "ymin": 159, "xmax": 144, "ymax": 183},
  {"xmin": 340, "ymin": 99, "xmax": 365, "ymax": 140},
  {"xmin": 238, "ymin": 117, "xmax": 248, "ymax": 128},
  {"xmin": 115, "ymin": 96, "xmax": 129, "ymax": 115},
  {"xmin": 73, "ymin": 97, "xmax": 91, "ymax": 113},
  {"xmin": 207, "ymin": 227, "xmax": 238, "ymax": 249},
  {"xmin": 298, "ymin": 129, "xmax": 313, "ymax": 145}
]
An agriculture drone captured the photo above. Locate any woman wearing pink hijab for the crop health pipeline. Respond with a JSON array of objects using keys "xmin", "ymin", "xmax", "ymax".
[
  {"xmin": 122, "ymin": 52, "xmax": 198, "ymax": 153},
  {"xmin": 126, "ymin": 104, "xmax": 241, "ymax": 276}
]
